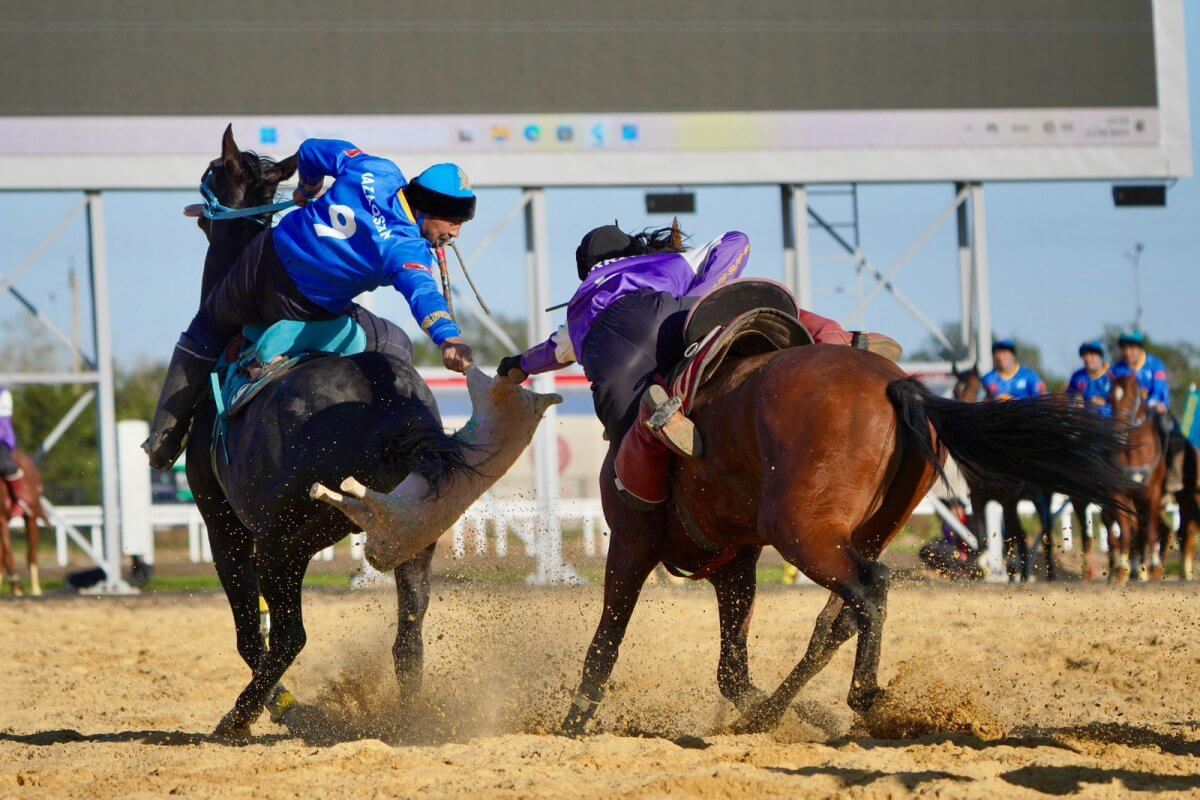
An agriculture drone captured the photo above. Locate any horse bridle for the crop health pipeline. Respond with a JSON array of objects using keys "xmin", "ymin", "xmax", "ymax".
[{"xmin": 198, "ymin": 168, "xmax": 296, "ymax": 224}]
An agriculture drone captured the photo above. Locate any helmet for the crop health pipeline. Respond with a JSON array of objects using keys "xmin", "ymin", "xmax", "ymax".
[
  {"xmin": 991, "ymin": 339, "xmax": 1016, "ymax": 354},
  {"xmin": 575, "ymin": 224, "xmax": 632, "ymax": 280},
  {"xmin": 1117, "ymin": 330, "xmax": 1147, "ymax": 348},
  {"xmin": 1078, "ymin": 340, "xmax": 1105, "ymax": 358},
  {"xmin": 406, "ymin": 163, "xmax": 476, "ymax": 221}
]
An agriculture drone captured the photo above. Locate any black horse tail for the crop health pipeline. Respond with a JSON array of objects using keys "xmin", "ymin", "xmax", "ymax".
[
  {"xmin": 379, "ymin": 417, "xmax": 473, "ymax": 496},
  {"xmin": 886, "ymin": 377, "xmax": 1136, "ymax": 512}
]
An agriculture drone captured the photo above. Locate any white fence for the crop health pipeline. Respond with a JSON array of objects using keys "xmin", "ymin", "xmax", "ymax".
[{"xmin": 36, "ymin": 494, "xmax": 609, "ymax": 570}]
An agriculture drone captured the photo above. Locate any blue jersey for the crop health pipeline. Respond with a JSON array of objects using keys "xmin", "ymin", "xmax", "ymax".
[
  {"xmin": 981, "ymin": 365, "xmax": 1046, "ymax": 401},
  {"xmin": 1066, "ymin": 367, "xmax": 1112, "ymax": 417},
  {"xmin": 1111, "ymin": 353, "xmax": 1170, "ymax": 408},
  {"xmin": 272, "ymin": 139, "xmax": 461, "ymax": 345}
]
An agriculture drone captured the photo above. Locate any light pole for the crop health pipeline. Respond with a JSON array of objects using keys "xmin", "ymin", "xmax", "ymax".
[{"xmin": 1125, "ymin": 242, "xmax": 1145, "ymax": 331}]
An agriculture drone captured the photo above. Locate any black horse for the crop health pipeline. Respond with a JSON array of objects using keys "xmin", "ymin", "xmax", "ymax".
[{"xmin": 184, "ymin": 127, "xmax": 470, "ymax": 737}]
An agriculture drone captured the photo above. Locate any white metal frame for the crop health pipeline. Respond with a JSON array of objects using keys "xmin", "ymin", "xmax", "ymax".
[{"xmin": 0, "ymin": 192, "xmax": 131, "ymax": 592}]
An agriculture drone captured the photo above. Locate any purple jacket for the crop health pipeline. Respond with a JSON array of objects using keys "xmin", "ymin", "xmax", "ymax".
[
  {"xmin": 0, "ymin": 387, "xmax": 15, "ymax": 451},
  {"xmin": 520, "ymin": 232, "xmax": 752, "ymax": 375}
]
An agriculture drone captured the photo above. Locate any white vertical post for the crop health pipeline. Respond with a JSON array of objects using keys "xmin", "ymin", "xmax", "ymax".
[
  {"xmin": 117, "ymin": 420, "xmax": 154, "ymax": 565},
  {"xmin": 955, "ymin": 182, "xmax": 973, "ymax": 356},
  {"xmin": 969, "ymin": 183, "xmax": 994, "ymax": 375},
  {"xmin": 86, "ymin": 192, "xmax": 134, "ymax": 593},
  {"xmin": 984, "ymin": 500, "xmax": 1006, "ymax": 582},
  {"xmin": 523, "ymin": 187, "xmax": 565, "ymax": 584},
  {"xmin": 781, "ymin": 185, "xmax": 812, "ymax": 308}
]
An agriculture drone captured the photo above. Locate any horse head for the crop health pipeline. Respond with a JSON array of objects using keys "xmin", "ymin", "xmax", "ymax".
[
  {"xmin": 1110, "ymin": 371, "xmax": 1148, "ymax": 427},
  {"xmin": 952, "ymin": 366, "xmax": 984, "ymax": 403},
  {"xmin": 185, "ymin": 124, "xmax": 297, "ymax": 240}
]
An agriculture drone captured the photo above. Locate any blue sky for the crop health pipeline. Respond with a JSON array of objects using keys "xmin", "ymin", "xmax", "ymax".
[{"xmin": 1, "ymin": 11, "xmax": 1197, "ymax": 379}]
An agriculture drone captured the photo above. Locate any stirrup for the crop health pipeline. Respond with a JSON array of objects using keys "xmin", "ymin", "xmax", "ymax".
[{"xmin": 644, "ymin": 385, "xmax": 702, "ymax": 458}]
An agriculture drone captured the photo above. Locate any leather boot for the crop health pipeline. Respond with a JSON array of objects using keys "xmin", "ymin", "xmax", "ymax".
[
  {"xmin": 614, "ymin": 424, "xmax": 672, "ymax": 512},
  {"xmin": 643, "ymin": 384, "xmax": 702, "ymax": 457},
  {"xmin": 851, "ymin": 331, "xmax": 904, "ymax": 362},
  {"xmin": 143, "ymin": 339, "xmax": 217, "ymax": 471},
  {"xmin": 3, "ymin": 471, "xmax": 27, "ymax": 517}
]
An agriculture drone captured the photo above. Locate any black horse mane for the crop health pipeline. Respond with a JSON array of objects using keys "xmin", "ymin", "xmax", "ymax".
[
  {"xmin": 238, "ymin": 149, "xmax": 282, "ymax": 214},
  {"xmin": 626, "ymin": 226, "xmax": 689, "ymax": 256}
]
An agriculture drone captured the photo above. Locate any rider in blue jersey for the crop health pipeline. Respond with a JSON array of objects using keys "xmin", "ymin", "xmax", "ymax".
[
  {"xmin": 981, "ymin": 340, "xmax": 1047, "ymax": 401},
  {"xmin": 1066, "ymin": 340, "xmax": 1112, "ymax": 417},
  {"xmin": 1111, "ymin": 330, "xmax": 1183, "ymax": 489},
  {"xmin": 144, "ymin": 139, "xmax": 477, "ymax": 470}
]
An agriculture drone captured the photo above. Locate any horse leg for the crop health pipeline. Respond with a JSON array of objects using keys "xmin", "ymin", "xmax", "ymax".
[
  {"xmin": 1146, "ymin": 490, "xmax": 1165, "ymax": 581},
  {"xmin": 0, "ymin": 517, "xmax": 13, "ymax": 594},
  {"xmin": 215, "ymin": 549, "xmax": 307, "ymax": 737},
  {"xmin": 735, "ymin": 591, "xmax": 855, "ymax": 732},
  {"xmin": 392, "ymin": 543, "xmax": 436, "ymax": 696},
  {"xmin": 1002, "ymin": 502, "xmax": 1027, "ymax": 582},
  {"xmin": 709, "ymin": 547, "xmax": 763, "ymax": 712},
  {"xmin": 26, "ymin": 510, "xmax": 40, "ymax": 596},
  {"xmin": 1180, "ymin": 495, "xmax": 1198, "ymax": 581},
  {"xmin": 738, "ymin": 530, "xmax": 889, "ymax": 731},
  {"xmin": 1037, "ymin": 493, "xmax": 1055, "ymax": 582}
]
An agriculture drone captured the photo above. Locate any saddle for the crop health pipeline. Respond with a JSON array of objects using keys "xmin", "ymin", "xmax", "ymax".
[
  {"xmin": 667, "ymin": 280, "xmax": 813, "ymax": 414},
  {"xmin": 211, "ymin": 317, "xmax": 367, "ymax": 443}
]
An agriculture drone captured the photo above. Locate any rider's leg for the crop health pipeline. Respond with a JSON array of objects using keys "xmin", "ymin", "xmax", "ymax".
[
  {"xmin": 145, "ymin": 232, "xmax": 336, "ymax": 469},
  {"xmin": 582, "ymin": 290, "xmax": 692, "ymax": 508},
  {"xmin": 0, "ymin": 444, "xmax": 25, "ymax": 509},
  {"xmin": 797, "ymin": 309, "xmax": 903, "ymax": 361},
  {"xmin": 346, "ymin": 303, "xmax": 415, "ymax": 363}
]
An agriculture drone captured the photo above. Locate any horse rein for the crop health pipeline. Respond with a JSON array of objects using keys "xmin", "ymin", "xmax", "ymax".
[{"xmin": 197, "ymin": 169, "xmax": 297, "ymax": 224}]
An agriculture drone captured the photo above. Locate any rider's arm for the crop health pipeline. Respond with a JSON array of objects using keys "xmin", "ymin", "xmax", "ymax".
[
  {"xmin": 295, "ymin": 139, "xmax": 363, "ymax": 195},
  {"xmin": 520, "ymin": 325, "xmax": 577, "ymax": 375},
  {"xmin": 1028, "ymin": 370, "xmax": 1048, "ymax": 398},
  {"xmin": 386, "ymin": 245, "xmax": 462, "ymax": 346},
  {"xmin": 687, "ymin": 231, "xmax": 751, "ymax": 296},
  {"xmin": 1148, "ymin": 358, "xmax": 1171, "ymax": 409}
]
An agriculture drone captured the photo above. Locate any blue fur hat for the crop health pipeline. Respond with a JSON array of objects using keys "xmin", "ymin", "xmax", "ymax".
[{"xmin": 407, "ymin": 163, "xmax": 476, "ymax": 221}]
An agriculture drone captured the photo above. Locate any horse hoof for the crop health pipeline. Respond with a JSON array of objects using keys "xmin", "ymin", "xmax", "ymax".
[
  {"xmin": 266, "ymin": 686, "xmax": 299, "ymax": 724},
  {"xmin": 732, "ymin": 698, "xmax": 784, "ymax": 734},
  {"xmin": 848, "ymin": 687, "xmax": 884, "ymax": 716},
  {"xmin": 213, "ymin": 718, "xmax": 253, "ymax": 741},
  {"xmin": 732, "ymin": 687, "xmax": 769, "ymax": 716},
  {"xmin": 1149, "ymin": 565, "xmax": 1165, "ymax": 581}
]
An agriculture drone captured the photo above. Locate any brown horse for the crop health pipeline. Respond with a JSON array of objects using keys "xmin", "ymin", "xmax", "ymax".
[
  {"xmin": 952, "ymin": 369, "xmax": 1056, "ymax": 581},
  {"xmin": 1166, "ymin": 439, "xmax": 1200, "ymax": 580},
  {"xmin": 0, "ymin": 451, "xmax": 47, "ymax": 596},
  {"xmin": 1107, "ymin": 371, "xmax": 1166, "ymax": 584},
  {"xmin": 561, "ymin": 345, "xmax": 1133, "ymax": 734}
]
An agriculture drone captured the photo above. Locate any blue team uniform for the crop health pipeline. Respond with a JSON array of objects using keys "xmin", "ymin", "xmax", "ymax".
[
  {"xmin": 1111, "ymin": 354, "xmax": 1171, "ymax": 409},
  {"xmin": 272, "ymin": 139, "xmax": 461, "ymax": 345},
  {"xmin": 981, "ymin": 365, "xmax": 1046, "ymax": 401},
  {"xmin": 1066, "ymin": 367, "xmax": 1113, "ymax": 417}
]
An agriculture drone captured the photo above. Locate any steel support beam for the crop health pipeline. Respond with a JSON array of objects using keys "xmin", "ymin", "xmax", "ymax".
[
  {"xmin": 969, "ymin": 183, "xmax": 994, "ymax": 374},
  {"xmin": 86, "ymin": 192, "xmax": 134, "ymax": 593},
  {"xmin": 955, "ymin": 182, "xmax": 973, "ymax": 356},
  {"xmin": 780, "ymin": 184, "xmax": 812, "ymax": 308},
  {"xmin": 522, "ymin": 187, "xmax": 567, "ymax": 585}
]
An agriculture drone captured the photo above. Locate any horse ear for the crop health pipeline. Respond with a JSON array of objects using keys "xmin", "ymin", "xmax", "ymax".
[
  {"xmin": 221, "ymin": 124, "xmax": 242, "ymax": 176},
  {"xmin": 670, "ymin": 217, "xmax": 682, "ymax": 249},
  {"xmin": 268, "ymin": 153, "xmax": 298, "ymax": 184}
]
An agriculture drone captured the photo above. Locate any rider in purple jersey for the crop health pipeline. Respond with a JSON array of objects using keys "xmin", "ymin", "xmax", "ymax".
[{"xmin": 498, "ymin": 222, "xmax": 899, "ymax": 509}]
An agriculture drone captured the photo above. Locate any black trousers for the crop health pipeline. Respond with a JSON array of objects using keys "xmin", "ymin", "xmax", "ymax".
[
  {"xmin": 0, "ymin": 443, "xmax": 18, "ymax": 479},
  {"xmin": 579, "ymin": 289, "xmax": 692, "ymax": 444},
  {"xmin": 185, "ymin": 229, "xmax": 412, "ymax": 363}
]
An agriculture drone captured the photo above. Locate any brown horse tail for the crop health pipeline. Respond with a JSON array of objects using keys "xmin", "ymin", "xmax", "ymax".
[{"xmin": 885, "ymin": 377, "xmax": 1137, "ymax": 513}]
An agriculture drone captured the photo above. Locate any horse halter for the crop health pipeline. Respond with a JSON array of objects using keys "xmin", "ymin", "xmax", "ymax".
[{"xmin": 197, "ymin": 169, "xmax": 297, "ymax": 224}]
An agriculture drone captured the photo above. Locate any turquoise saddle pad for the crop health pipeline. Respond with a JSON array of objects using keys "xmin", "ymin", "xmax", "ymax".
[{"xmin": 211, "ymin": 317, "xmax": 368, "ymax": 421}]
